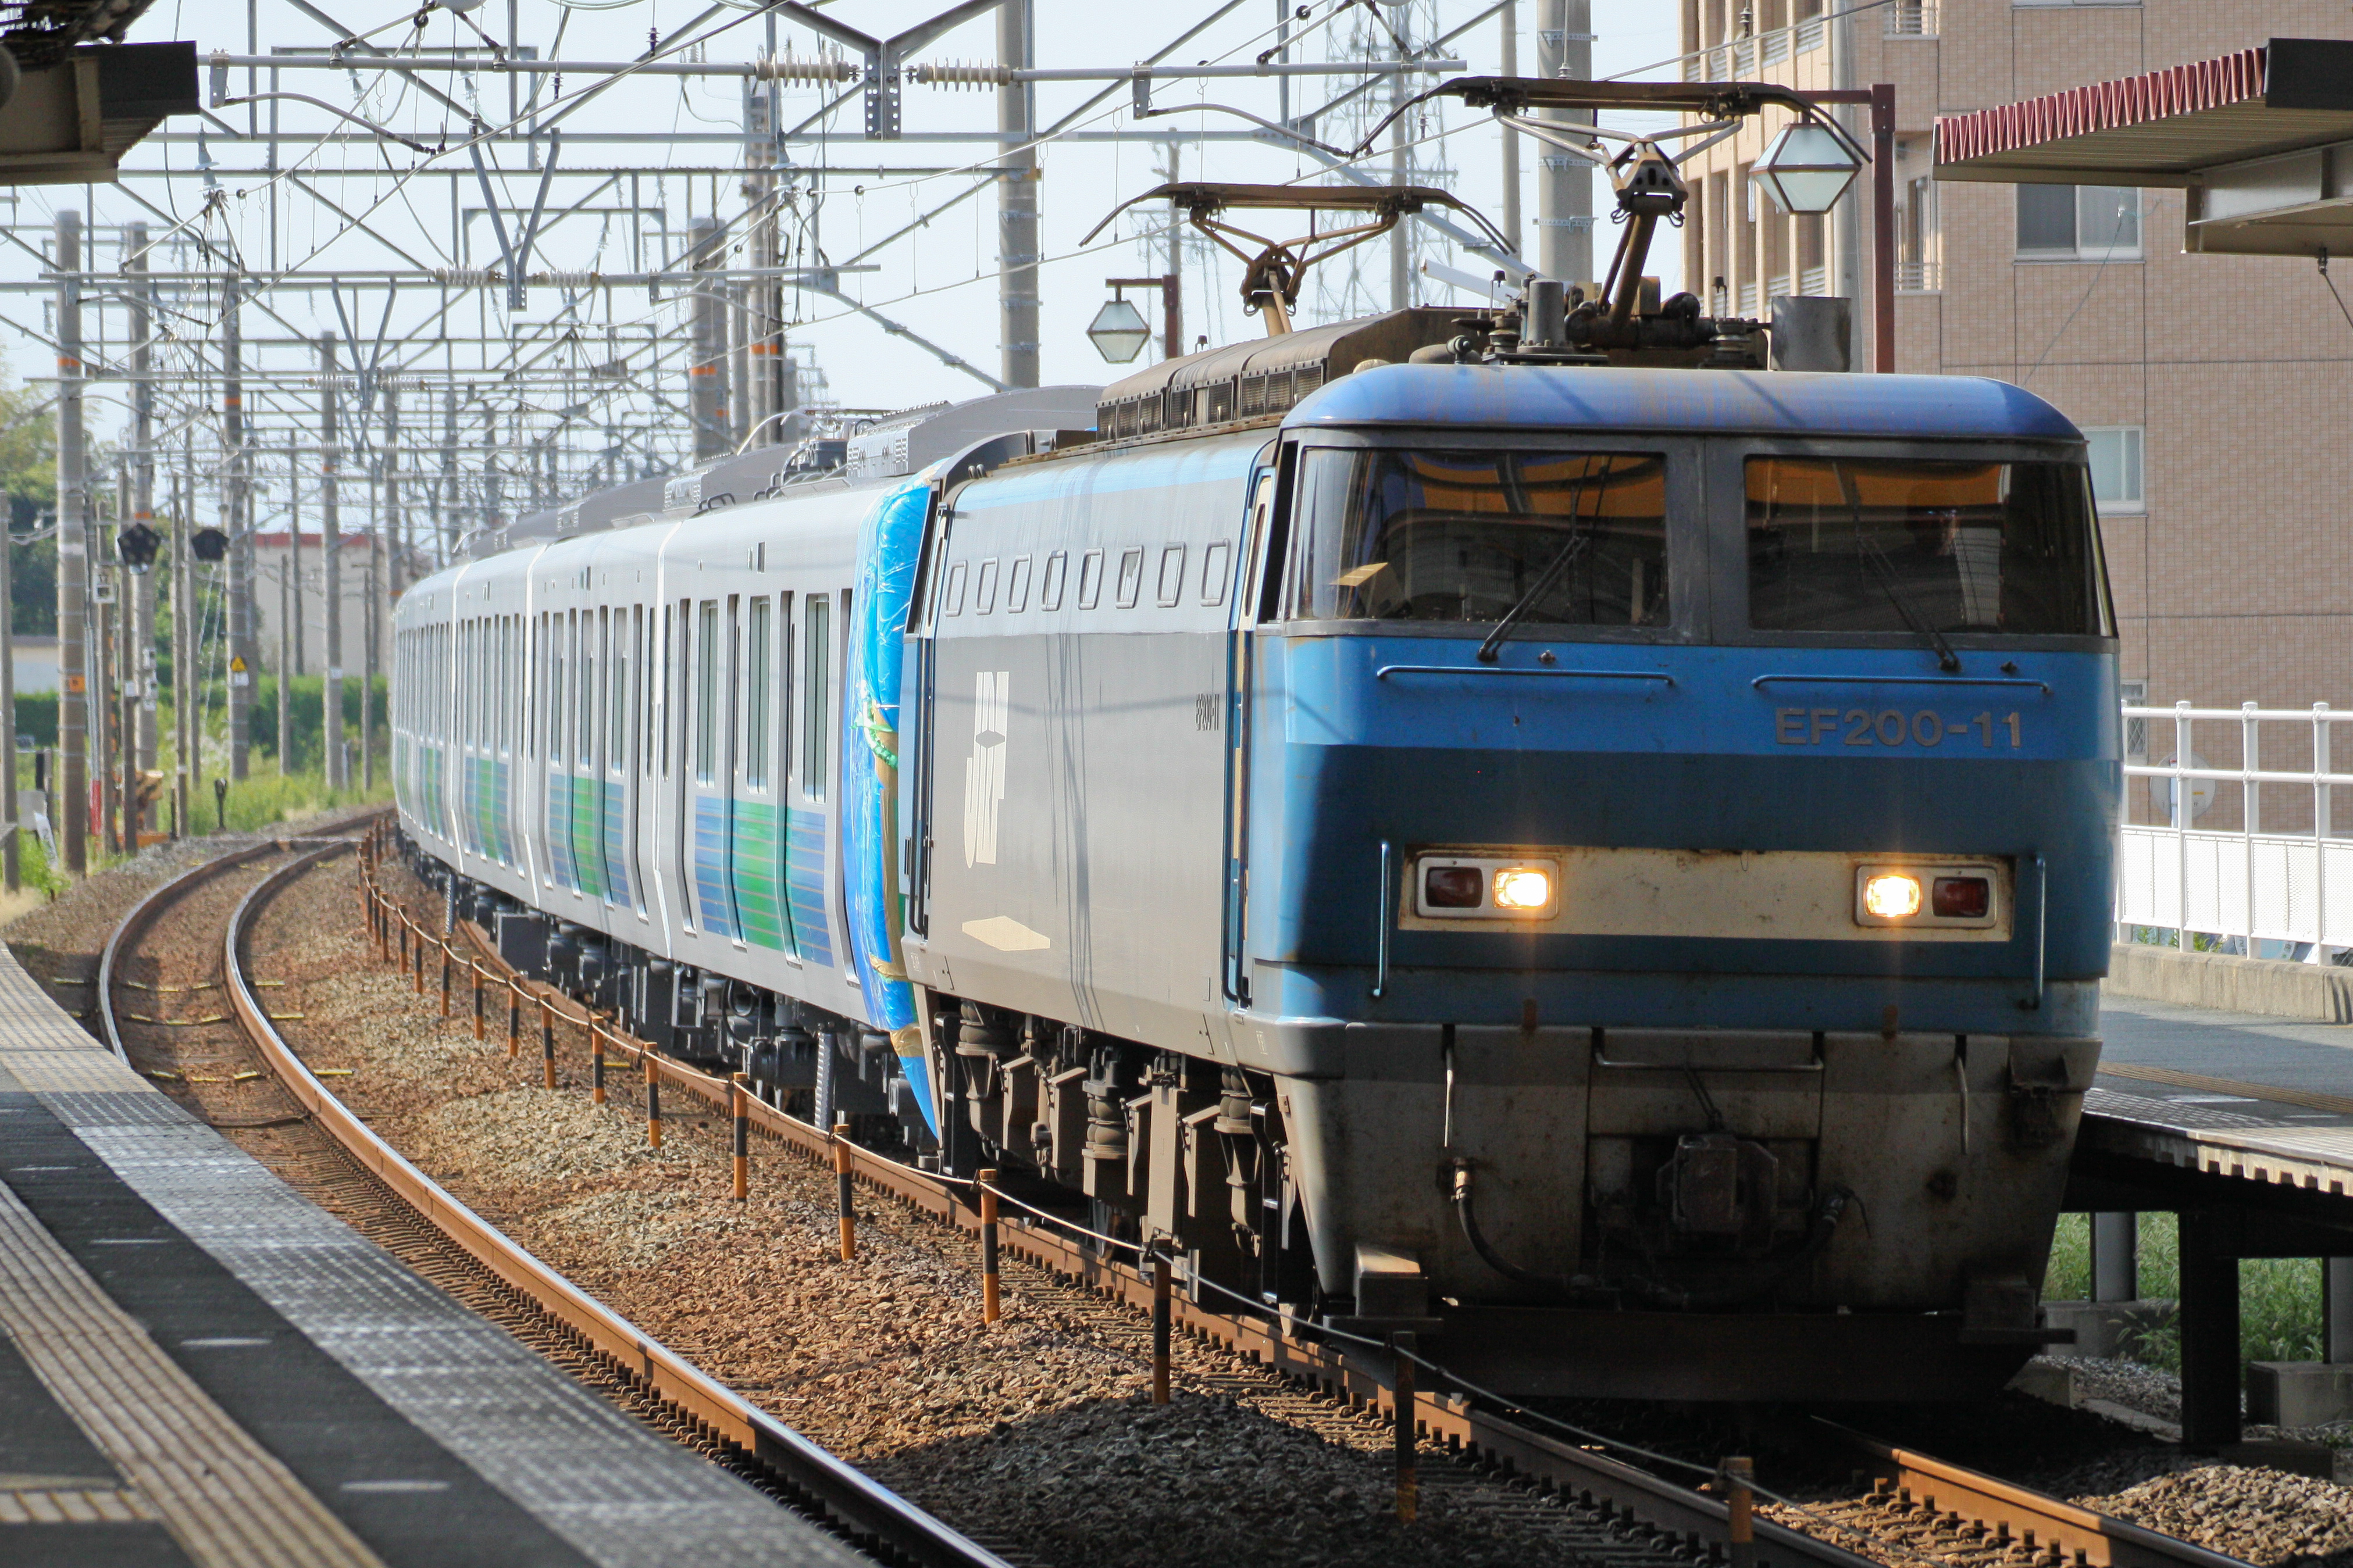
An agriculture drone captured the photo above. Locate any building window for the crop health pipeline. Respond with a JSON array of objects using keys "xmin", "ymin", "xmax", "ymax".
[
  {"xmin": 1899, "ymin": 160, "xmax": 1940, "ymax": 291},
  {"xmin": 2017, "ymin": 185, "xmax": 2140, "ymax": 260},
  {"xmin": 2084, "ymin": 427, "xmax": 2144, "ymax": 513}
]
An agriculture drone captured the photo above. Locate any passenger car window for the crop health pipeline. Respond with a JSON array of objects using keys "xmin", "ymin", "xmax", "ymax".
[
  {"xmin": 1042, "ymin": 551, "xmax": 1068, "ymax": 610},
  {"xmin": 1202, "ymin": 541, "xmax": 1232, "ymax": 606},
  {"xmin": 1290, "ymin": 447, "xmax": 1669, "ymax": 627},
  {"xmin": 975, "ymin": 559, "xmax": 999, "ymax": 615},
  {"xmin": 943, "ymin": 562, "xmax": 967, "ymax": 617},
  {"xmin": 1078, "ymin": 550, "xmax": 1104, "ymax": 609},
  {"xmin": 1157, "ymin": 545, "xmax": 1186, "ymax": 607},
  {"xmin": 1007, "ymin": 556, "xmax": 1032, "ymax": 612},
  {"xmin": 1116, "ymin": 548, "xmax": 1145, "ymax": 609},
  {"xmin": 1745, "ymin": 455, "xmax": 2110, "ymax": 637}
]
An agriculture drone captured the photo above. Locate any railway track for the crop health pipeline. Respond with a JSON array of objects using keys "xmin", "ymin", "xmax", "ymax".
[
  {"xmin": 351, "ymin": 829, "xmax": 2265, "ymax": 1568},
  {"xmin": 97, "ymin": 823, "xmax": 1014, "ymax": 1568}
]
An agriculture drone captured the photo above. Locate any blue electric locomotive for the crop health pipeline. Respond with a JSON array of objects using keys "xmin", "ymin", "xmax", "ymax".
[{"xmin": 394, "ymin": 312, "xmax": 2115, "ymax": 1402}]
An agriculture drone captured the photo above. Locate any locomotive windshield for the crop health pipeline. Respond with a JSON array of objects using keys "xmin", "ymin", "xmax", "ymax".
[
  {"xmin": 1289, "ymin": 447, "xmax": 1669, "ymax": 627},
  {"xmin": 1746, "ymin": 455, "xmax": 2109, "ymax": 637}
]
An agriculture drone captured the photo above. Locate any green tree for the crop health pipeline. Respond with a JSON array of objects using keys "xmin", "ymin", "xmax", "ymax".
[{"xmin": 0, "ymin": 373, "xmax": 57, "ymax": 635}]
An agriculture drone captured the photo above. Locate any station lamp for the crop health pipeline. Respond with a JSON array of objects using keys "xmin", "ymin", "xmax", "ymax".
[
  {"xmin": 1085, "ymin": 294, "xmax": 1153, "ymax": 364},
  {"xmin": 1750, "ymin": 120, "xmax": 1861, "ymax": 215}
]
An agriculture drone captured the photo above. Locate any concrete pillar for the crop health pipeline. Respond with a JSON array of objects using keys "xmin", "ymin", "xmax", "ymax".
[
  {"xmin": 383, "ymin": 389, "xmax": 404, "ymax": 598},
  {"xmin": 1, "ymin": 472, "xmax": 15, "ymax": 889},
  {"xmin": 126, "ymin": 223, "xmax": 156, "ymax": 831},
  {"xmin": 320, "ymin": 335, "xmax": 344, "ymax": 791},
  {"xmin": 1389, "ymin": 37, "xmax": 1409, "ymax": 310},
  {"xmin": 277, "ymin": 441, "xmax": 292, "ymax": 776},
  {"xmin": 2176, "ymin": 1208, "xmax": 2242, "ymax": 1450},
  {"xmin": 2326, "ymin": 1258, "xmax": 2353, "ymax": 1364},
  {"xmin": 174, "ymin": 432, "xmax": 194, "ymax": 834},
  {"xmin": 438, "ymin": 390, "xmax": 457, "ymax": 556},
  {"xmin": 1499, "ymin": 0, "xmax": 1521, "ymax": 256},
  {"xmin": 996, "ymin": 0, "xmax": 1039, "ymax": 388},
  {"xmin": 2091, "ymin": 1212, "xmax": 2138, "ymax": 1302},
  {"xmin": 1535, "ymin": 0, "xmax": 1592, "ymax": 285},
  {"xmin": 54, "ymin": 209, "xmax": 85, "ymax": 874},
  {"xmin": 224, "ymin": 272, "xmax": 252, "ymax": 783},
  {"xmin": 687, "ymin": 216, "xmax": 728, "ymax": 461}
]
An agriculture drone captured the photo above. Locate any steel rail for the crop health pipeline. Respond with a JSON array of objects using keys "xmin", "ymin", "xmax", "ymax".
[
  {"xmin": 1812, "ymin": 1421, "xmax": 2256, "ymax": 1568},
  {"xmin": 367, "ymin": 838, "xmax": 2258, "ymax": 1568},
  {"xmin": 379, "ymin": 850, "xmax": 1870, "ymax": 1568},
  {"xmin": 215, "ymin": 835, "xmax": 1012, "ymax": 1568},
  {"xmin": 97, "ymin": 835, "xmax": 347, "ymax": 1064}
]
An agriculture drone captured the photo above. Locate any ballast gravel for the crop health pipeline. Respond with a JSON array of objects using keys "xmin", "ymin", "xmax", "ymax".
[
  {"xmin": 252, "ymin": 861, "xmax": 1602, "ymax": 1568},
  {"xmin": 2077, "ymin": 1465, "xmax": 2353, "ymax": 1568},
  {"xmin": 30, "ymin": 841, "xmax": 2353, "ymax": 1568}
]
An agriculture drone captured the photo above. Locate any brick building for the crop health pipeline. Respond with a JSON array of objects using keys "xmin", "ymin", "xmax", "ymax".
[{"xmin": 1673, "ymin": 0, "xmax": 2353, "ymax": 718}]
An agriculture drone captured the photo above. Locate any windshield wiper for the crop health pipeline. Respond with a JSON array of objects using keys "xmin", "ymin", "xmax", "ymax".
[
  {"xmin": 1476, "ymin": 459, "xmax": 1605, "ymax": 664},
  {"xmin": 1863, "ymin": 549, "xmax": 1962, "ymax": 673},
  {"xmin": 1836, "ymin": 462, "xmax": 1960, "ymax": 674}
]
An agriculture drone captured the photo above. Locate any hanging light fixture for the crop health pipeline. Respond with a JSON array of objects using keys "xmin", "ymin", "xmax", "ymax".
[
  {"xmin": 1750, "ymin": 120, "xmax": 1861, "ymax": 216},
  {"xmin": 1085, "ymin": 295, "xmax": 1153, "ymax": 364}
]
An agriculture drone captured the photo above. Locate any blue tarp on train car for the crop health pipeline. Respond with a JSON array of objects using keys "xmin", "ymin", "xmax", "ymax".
[{"xmin": 842, "ymin": 474, "xmax": 937, "ymax": 1134}]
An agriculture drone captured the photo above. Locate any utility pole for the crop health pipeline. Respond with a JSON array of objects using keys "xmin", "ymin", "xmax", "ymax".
[
  {"xmin": 1389, "ymin": 24, "xmax": 1410, "ymax": 310},
  {"xmin": 1500, "ymin": 1, "xmax": 1522, "ymax": 255},
  {"xmin": 744, "ymin": 83, "xmax": 782, "ymax": 449},
  {"xmin": 727, "ymin": 277, "xmax": 751, "ymax": 452},
  {"xmin": 173, "ymin": 436, "xmax": 194, "ymax": 837},
  {"xmin": 687, "ymin": 215, "xmax": 727, "ymax": 461},
  {"xmin": 997, "ymin": 0, "xmax": 1039, "ymax": 388},
  {"xmin": 438, "ymin": 390, "xmax": 457, "ymax": 558},
  {"xmin": 117, "ymin": 456, "xmax": 137, "ymax": 852},
  {"xmin": 0, "ymin": 482, "xmax": 12, "ymax": 890},
  {"xmin": 127, "ymin": 222, "xmax": 158, "ymax": 838},
  {"xmin": 384, "ymin": 389, "xmax": 404, "ymax": 597},
  {"xmin": 277, "ymin": 442, "xmax": 292, "ymax": 776},
  {"xmin": 55, "ymin": 209, "xmax": 85, "ymax": 876},
  {"xmin": 288, "ymin": 440, "xmax": 303, "ymax": 677},
  {"xmin": 1536, "ymin": 0, "xmax": 1593, "ymax": 285},
  {"xmin": 224, "ymin": 271, "xmax": 251, "ymax": 782},
  {"xmin": 95, "ymin": 469, "xmax": 114, "ymax": 858},
  {"xmin": 320, "ymin": 335, "xmax": 344, "ymax": 792},
  {"xmin": 362, "ymin": 490, "xmax": 379, "ymax": 791}
]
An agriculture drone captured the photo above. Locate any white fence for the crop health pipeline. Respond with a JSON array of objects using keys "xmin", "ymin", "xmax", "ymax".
[{"xmin": 2117, "ymin": 703, "xmax": 2353, "ymax": 953}]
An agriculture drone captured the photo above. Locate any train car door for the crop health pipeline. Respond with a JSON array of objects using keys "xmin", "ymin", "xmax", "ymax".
[
  {"xmin": 1222, "ymin": 452, "xmax": 1282, "ymax": 1003},
  {"xmin": 729, "ymin": 594, "xmax": 793, "ymax": 953},
  {"xmin": 684, "ymin": 597, "xmax": 735, "ymax": 940},
  {"xmin": 541, "ymin": 612, "xmax": 575, "ymax": 892},
  {"xmin": 569, "ymin": 610, "xmax": 607, "ymax": 903},
  {"xmin": 786, "ymin": 592, "xmax": 836, "ymax": 968},
  {"xmin": 599, "ymin": 606, "xmax": 633, "ymax": 910},
  {"xmin": 625, "ymin": 605, "xmax": 651, "ymax": 919}
]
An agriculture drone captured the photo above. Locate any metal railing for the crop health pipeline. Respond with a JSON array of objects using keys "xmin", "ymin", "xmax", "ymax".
[
  {"xmin": 1896, "ymin": 259, "xmax": 1941, "ymax": 292},
  {"xmin": 1885, "ymin": 0, "xmax": 1937, "ymax": 36},
  {"xmin": 1684, "ymin": 16, "xmax": 1828, "ymax": 81},
  {"xmin": 2117, "ymin": 702, "xmax": 2353, "ymax": 953}
]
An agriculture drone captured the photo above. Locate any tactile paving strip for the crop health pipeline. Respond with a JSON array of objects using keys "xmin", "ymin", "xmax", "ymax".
[
  {"xmin": 0, "ymin": 930, "xmax": 863, "ymax": 1568},
  {"xmin": 0, "ymin": 1173, "xmax": 386, "ymax": 1567}
]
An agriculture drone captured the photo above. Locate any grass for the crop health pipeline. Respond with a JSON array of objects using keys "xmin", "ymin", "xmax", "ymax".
[
  {"xmin": 2044, "ymin": 1210, "xmax": 2325, "ymax": 1372},
  {"xmin": 0, "ymin": 751, "xmax": 390, "ymax": 894}
]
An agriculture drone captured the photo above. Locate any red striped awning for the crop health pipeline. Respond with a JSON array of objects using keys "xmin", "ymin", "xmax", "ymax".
[{"xmin": 1935, "ymin": 39, "xmax": 2353, "ymax": 185}]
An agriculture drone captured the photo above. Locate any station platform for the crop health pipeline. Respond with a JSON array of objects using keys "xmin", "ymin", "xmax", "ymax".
[
  {"xmin": 0, "ymin": 946, "xmax": 867, "ymax": 1568},
  {"xmin": 2087, "ymin": 992, "xmax": 2353, "ymax": 1198}
]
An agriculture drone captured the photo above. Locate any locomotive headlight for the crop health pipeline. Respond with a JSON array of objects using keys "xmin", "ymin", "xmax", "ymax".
[
  {"xmin": 1492, "ymin": 867, "xmax": 1554, "ymax": 913},
  {"xmin": 1861, "ymin": 873, "xmax": 1923, "ymax": 919}
]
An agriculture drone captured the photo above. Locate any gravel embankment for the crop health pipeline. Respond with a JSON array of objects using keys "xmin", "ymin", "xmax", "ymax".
[
  {"xmin": 2077, "ymin": 1466, "xmax": 2353, "ymax": 1567},
  {"xmin": 259, "ymin": 859, "xmax": 1598, "ymax": 1568}
]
